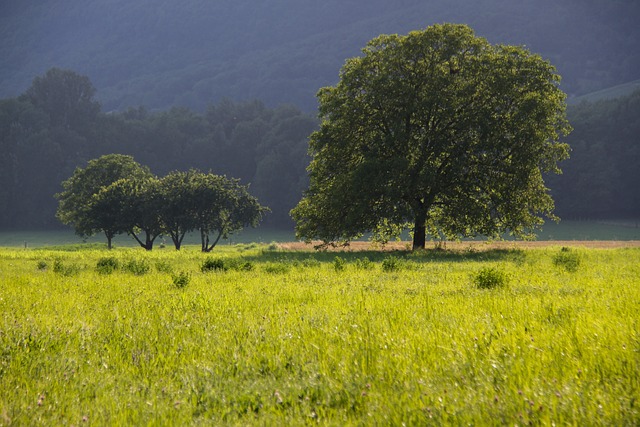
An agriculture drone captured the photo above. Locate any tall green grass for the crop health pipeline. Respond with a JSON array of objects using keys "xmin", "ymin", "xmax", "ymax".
[{"xmin": 0, "ymin": 245, "xmax": 638, "ymax": 425}]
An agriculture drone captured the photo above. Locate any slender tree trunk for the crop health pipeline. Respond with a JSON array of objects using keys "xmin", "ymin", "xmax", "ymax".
[
  {"xmin": 105, "ymin": 231, "xmax": 114, "ymax": 250},
  {"xmin": 200, "ymin": 230, "xmax": 207, "ymax": 252},
  {"xmin": 170, "ymin": 231, "xmax": 181, "ymax": 250},
  {"xmin": 202, "ymin": 230, "xmax": 223, "ymax": 252},
  {"xmin": 130, "ymin": 230, "xmax": 155, "ymax": 250}
]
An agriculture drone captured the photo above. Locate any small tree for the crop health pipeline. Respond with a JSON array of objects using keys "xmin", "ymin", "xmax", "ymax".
[
  {"xmin": 292, "ymin": 24, "xmax": 571, "ymax": 250},
  {"xmin": 190, "ymin": 173, "xmax": 268, "ymax": 252},
  {"xmin": 94, "ymin": 177, "xmax": 163, "ymax": 250},
  {"xmin": 56, "ymin": 154, "xmax": 152, "ymax": 249},
  {"xmin": 158, "ymin": 169, "xmax": 201, "ymax": 250}
]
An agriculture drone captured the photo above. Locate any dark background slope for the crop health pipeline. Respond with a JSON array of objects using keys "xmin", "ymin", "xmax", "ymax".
[{"xmin": 1, "ymin": 0, "xmax": 639, "ymax": 112}]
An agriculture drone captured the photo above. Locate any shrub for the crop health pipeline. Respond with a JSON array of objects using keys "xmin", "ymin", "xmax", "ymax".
[
  {"xmin": 201, "ymin": 258, "xmax": 228, "ymax": 272},
  {"xmin": 382, "ymin": 256, "xmax": 403, "ymax": 272},
  {"xmin": 333, "ymin": 256, "xmax": 346, "ymax": 272},
  {"xmin": 52, "ymin": 259, "xmax": 80, "ymax": 276},
  {"xmin": 155, "ymin": 261, "xmax": 173, "ymax": 273},
  {"xmin": 96, "ymin": 257, "xmax": 120, "ymax": 275},
  {"xmin": 302, "ymin": 258, "xmax": 321, "ymax": 268},
  {"xmin": 355, "ymin": 257, "xmax": 373, "ymax": 270},
  {"xmin": 172, "ymin": 271, "xmax": 191, "ymax": 288},
  {"xmin": 123, "ymin": 259, "xmax": 150, "ymax": 276},
  {"xmin": 474, "ymin": 267, "xmax": 509, "ymax": 289},
  {"xmin": 263, "ymin": 263, "xmax": 290, "ymax": 274},
  {"xmin": 553, "ymin": 247, "xmax": 581, "ymax": 272},
  {"xmin": 36, "ymin": 260, "xmax": 48, "ymax": 271},
  {"xmin": 236, "ymin": 261, "xmax": 254, "ymax": 272},
  {"xmin": 202, "ymin": 258, "xmax": 254, "ymax": 273}
]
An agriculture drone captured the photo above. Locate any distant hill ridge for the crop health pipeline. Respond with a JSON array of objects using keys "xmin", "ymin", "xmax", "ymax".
[
  {"xmin": 570, "ymin": 80, "xmax": 640, "ymax": 104},
  {"xmin": 1, "ymin": 0, "xmax": 639, "ymax": 112}
]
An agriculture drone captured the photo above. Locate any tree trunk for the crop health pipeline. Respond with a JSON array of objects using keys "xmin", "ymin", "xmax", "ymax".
[
  {"xmin": 105, "ymin": 231, "xmax": 113, "ymax": 250},
  {"xmin": 202, "ymin": 230, "xmax": 223, "ymax": 252},
  {"xmin": 412, "ymin": 212, "xmax": 427, "ymax": 250},
  {"xmin": 170, "ymin": 232, "xmax": 182, "ymax": 250}
]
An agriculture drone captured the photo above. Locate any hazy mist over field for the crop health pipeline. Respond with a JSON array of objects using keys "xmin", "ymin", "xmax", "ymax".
[{"xmin": 1, "ymin": 0, "xmax": 639, "ymax": 112}]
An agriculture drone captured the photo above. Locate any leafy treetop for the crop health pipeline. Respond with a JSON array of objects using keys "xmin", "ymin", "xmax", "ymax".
[{"xmin": 292, "ymin": 23, "xmax": 571, "ymax": 250}]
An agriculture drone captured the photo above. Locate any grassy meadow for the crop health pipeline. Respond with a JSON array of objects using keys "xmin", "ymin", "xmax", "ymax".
[{"xmin": 0, "ymin": 243, "xmax": 639, "ymax": 425}]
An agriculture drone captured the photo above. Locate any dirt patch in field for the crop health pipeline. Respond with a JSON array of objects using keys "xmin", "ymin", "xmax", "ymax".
[{"xmin": 278, "ymin": 240, "xmax": 640, "ymax": 252}]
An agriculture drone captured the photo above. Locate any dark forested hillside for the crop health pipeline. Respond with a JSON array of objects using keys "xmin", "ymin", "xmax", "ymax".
[
  {"xmin": 549, "ymin": 89, "xmax": 640, "ymax": 220},
  {"xmin": 1, "ymin": 0, "xmax": 639, "ymax": 112},
  {"xmin": 0, "ymin": 69, "xmax": 316, "ymax": 229}
]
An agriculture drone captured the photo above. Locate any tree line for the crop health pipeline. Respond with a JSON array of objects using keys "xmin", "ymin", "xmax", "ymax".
[
  {"xmin": 56, "ymin": 154, "xmax": 268, "ymax": 250},
  {"xmin": 549, "ymin": 89, "xmax": 640, "ymax": 220},
  {"xmin": 0, "ymin": 66, "xmax": 638, "ymax": 234},
  {"xmin": 0, "ymin": 68, "xmax": 315, "ymax": 230}
]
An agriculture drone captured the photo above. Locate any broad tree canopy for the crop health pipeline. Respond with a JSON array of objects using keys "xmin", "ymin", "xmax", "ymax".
[{"xmin": 292, "ymin": 23, "xmax": 571, "ymax": 249}]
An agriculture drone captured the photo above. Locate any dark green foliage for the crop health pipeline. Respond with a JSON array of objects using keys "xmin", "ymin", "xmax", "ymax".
[
  {"xmin": 301, "ymin": 258, "xmax": 321, "ymax": 268},
  {"xmin": 548, "ymin": 90, "xmax": 640, "ymax": 220},
  {"xmin": 553, "ymin": 247, "xmax": 581, "ymax": 272},
  {"xmin": 474, "ymin": 267, "xmax": 509, "ymax": 289},
  {"xmin": 52, "ymin": 259, "xmax": 80, "ymax": 276},
  {"xmin": 123, "ymin": 259, "xmax": 150, "ymax": 276},
  {"xmin": 96, "ymin": 257, "xmax": 120, "ymax": 275},
  {"xmin": 201, "ymin": 258, "xmax": 228, "ymax": 272},
  {"xmin": 355, "ymin": 257, "xmax": 373, "ymax": 270},
  {"xmin": 292, "ymin": 24, "xmax": 571, "ymax": 250},
  {"xmin": 56, "ymin": 154, "xmax": 153, "ymax": 249},
  {"xmin": 1, "ymin": 79, "xmax": 311, "ymax": 230},
  {"xmin": 263, "ymin": 263, "xmax": 290, "ymax": 274},
  {"xmin": 172, "ymin": 271, "xmax": 191, "ymax": 289},
  {"xmin": 36, "ymin": 260, "xmax": 48, "ymax": 271},
  {"xmin": 381, "ymin": 256, "xmax": 403, "ymax": 273},
  {"xmin": 333, "ymin": 256, "xmax": 346, "ymax": 272},
  {"xmin": 155, "ymin": 261, "xmax": 174, "ymax": 274},
  {"xmin": 201, "ymin": 257, "xmax": 254, "ymax": 273}
]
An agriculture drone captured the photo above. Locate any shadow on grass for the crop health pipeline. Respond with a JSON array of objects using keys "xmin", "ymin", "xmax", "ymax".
[{"xmin": 246, "ymin": 248, "xmax": 526, "ymax": 264}]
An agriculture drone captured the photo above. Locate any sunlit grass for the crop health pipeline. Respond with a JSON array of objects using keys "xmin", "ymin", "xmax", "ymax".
[{"xmin": 0, "ymin": 245, "xmax": 638, "ymax": 425}]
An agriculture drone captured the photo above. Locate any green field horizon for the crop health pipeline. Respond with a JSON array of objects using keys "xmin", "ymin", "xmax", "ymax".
[{"xmin": 1, "ymin": 220, "xmax": 639, "ymax": 249}]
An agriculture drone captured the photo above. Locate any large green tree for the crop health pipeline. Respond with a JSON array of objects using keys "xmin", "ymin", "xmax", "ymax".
[
  {"xmin": 56, "ymin": 154, "xmax": 152, "ymax": 249},
  {"xmin": 292, "ymin": 24, "xmax": 571, "ymax": 250}
]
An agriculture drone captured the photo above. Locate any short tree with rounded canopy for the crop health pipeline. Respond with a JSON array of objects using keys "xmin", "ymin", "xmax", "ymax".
[
  {"xmin": 190, "ymin": 173, "xmax": 269, "ymax": 252},
  {"xmin": 92, "ymin": 176, "xmax": 163, "ymax": 251},
  {"xmin": 56, "ymin": 154, "xmax": 153, "ymax": 249},
  {"xmin": 291, "ymin": 24, "xmax": 571, "ymax": 250}
]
